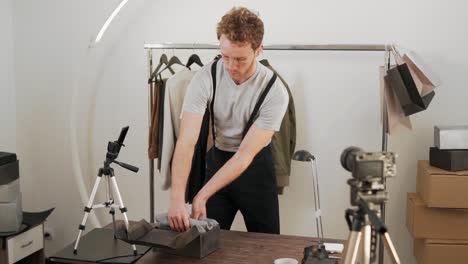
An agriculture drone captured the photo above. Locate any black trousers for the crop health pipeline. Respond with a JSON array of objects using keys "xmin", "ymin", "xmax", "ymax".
[{"xmin": 205, "ymin": 146, "xmax": 280, "ymax": 234}]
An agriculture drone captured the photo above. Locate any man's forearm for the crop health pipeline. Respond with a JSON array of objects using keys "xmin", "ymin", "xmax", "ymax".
[
  {"xmin": 196, "ymin": 151, "xmax": 253, "ymax": 201},
  {"xmin": 171, "ymin": 142, "xmax": 196, "ymax": 202}
]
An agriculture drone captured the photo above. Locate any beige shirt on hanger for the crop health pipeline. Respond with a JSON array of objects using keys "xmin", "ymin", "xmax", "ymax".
[{"xmin": 160, "ymin": 68, "xmax": 195, "ymax": 190}]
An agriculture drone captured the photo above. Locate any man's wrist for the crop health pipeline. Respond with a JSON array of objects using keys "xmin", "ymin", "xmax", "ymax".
[
  {"xmin": 170, "ymin": 190, "xmax": 185, "ymax": 203},
  {"xmin": 195, "ymin": 189, "xmax": 210, "ymax": 203}
]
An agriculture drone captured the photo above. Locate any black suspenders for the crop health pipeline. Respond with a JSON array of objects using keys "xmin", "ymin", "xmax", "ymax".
[
  {"xmin": 242, "ymin": 74, "xmax": 277, "ymax": 138},
  {"xmin": 210, "ymin": 59, "xmax": 277, "ymax": 142},
  {"xmin": 210, "ymin": 59, "xmax": 218, "ymax": 143}
]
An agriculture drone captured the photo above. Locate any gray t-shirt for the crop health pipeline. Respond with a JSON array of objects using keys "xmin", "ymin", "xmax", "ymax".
[{"xmin": 182, "ymin": 59, "xmax": 289, "ymax": 152}]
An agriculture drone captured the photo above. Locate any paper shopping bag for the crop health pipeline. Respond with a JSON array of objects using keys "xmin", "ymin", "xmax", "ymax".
[
  {"xmin": 380, "ymin": 66, "xmax": 412, "ymax": 134},
  {"xmin": 385, "ymin": 63, "xmax": 435, "ymax": 116}
]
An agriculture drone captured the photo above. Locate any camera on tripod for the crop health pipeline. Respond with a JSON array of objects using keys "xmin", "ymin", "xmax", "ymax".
[
  {"xmin": 339, "ymin": 146, "xmax": 400, "ymax": 264},
  {"xmin": 340, "ymin": 147, "xmax": 396, "ymax": 206}
]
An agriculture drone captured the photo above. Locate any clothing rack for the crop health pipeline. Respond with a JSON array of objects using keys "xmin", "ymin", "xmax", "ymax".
[
  {"xmin": 144, "ymin": 43, "xmax": 386, "ymax": 51},
  {"xmin": 145, "ymin": 42, "xmax": 389, "ymax": 264}
]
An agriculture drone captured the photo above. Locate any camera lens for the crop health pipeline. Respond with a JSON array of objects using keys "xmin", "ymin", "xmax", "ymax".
[{"xmin": 340, "ymin": 146, "xmax": 362, "ymax": 172}]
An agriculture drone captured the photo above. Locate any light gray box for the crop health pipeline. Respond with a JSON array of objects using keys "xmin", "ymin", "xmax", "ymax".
[
  {"xmin": 0, "ymin": 179, "xmax": 20, "ymax": 203},
  {"xmin": 434, "ymin": 125, "xmax": 468, "ymax": 150},
  {"xmin": 0, "ymin": 193, "xmax": 23, "ymax": 232}
]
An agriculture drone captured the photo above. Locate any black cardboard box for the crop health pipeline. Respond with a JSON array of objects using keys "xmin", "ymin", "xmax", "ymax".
[
  {"xmin": 0, "ymin": 152, "xmax": 16, "ymax": 166},
  {"xmin": 430, "ymin": 147, "xmax": 468, "ymax": 171},
  {"xmin": 0, "ymin": 152, "xmax": 18, "ymax": 186},
  {"xmin": 150, "ymin": 226, "xmax": 221, "ymax": 258}
]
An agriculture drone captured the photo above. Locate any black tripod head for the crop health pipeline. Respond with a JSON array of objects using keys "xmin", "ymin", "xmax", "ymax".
[
  {"xmin": 103, "ymin": 126, "xmax": 139, "ymax": 174},
  {"xmin": 106, "ymin": 126, "xmax": 128, "ymax": 162}
]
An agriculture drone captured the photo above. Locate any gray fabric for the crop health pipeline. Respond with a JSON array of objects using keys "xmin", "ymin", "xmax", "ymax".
[
  {"xmin": 154, "ymin": 204, "xmax": 218, "ymax": 233},
  {"xmin": 182, "ymin": 59, "xmax": 289, "ymax": 152},
  {"xmin": 155, "ymin": 213, "xmax": 218, "ymax": 234}
]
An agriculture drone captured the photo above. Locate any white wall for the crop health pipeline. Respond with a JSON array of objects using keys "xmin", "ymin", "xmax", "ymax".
[
  {"xmin": 12, "ymin": 0, "xmax": 121, "ymax": 253},
  {"xmin": 0, "ymin": 0, "xmax": 16, "ymax": 153},
  {"xmin": 11, "ymin": 0, "xmax": 468, "ymax": 262}
]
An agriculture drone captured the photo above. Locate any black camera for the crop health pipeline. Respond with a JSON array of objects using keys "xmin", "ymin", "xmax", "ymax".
[
  {"xmin": 340, "ymin": 146, "xmax": 396, "ymax": 182},
  {"xmin": 340, "ymin": 146, "xmax": 396, "ymax": 206}
]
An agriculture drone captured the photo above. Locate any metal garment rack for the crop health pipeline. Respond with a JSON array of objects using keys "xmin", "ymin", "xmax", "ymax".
[
  {"xmin": 145, "ymin": 42, "xmax": 389, "ymax": 264},
  {"xmin": 144, "ymin": 43, "xmax": 386, "ymax": 51}
]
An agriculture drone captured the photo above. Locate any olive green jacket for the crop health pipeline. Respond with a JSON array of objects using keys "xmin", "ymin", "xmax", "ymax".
[{"xmin": 260, "ymin": 60, "xmax": 297, "ymax": 194}]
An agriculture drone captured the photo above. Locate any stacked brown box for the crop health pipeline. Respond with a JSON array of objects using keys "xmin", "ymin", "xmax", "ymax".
[
  {"xmin": 407, "ymin": 161, "xmax": 468, "ymax": 263},
  {"xmin": 413, "ymin": 239, "xmax": 468, "ymax": 264}
]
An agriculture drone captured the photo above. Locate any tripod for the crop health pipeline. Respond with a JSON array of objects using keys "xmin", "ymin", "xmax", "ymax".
[
  {"xmin": 341, "ymin": 198, "xmax": 400, "ymax": 264},
  {"xmin": 73, "ymin": 126, "xmax": 139, "ymax": 255}
]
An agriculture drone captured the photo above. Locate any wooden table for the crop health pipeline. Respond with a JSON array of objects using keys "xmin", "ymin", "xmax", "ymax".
[
  {"xmin": 141, "ymin": 230, "xmax": 343, "ymax": 263},
  {"xmin": 48, "ymin": 228, "xmax": 343, "ymax": 264}
]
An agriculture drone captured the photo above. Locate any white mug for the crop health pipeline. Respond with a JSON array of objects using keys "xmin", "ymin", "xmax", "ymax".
[{"xmin": 273, "ymin": 258, "xmax": 298, "ymax": 264}]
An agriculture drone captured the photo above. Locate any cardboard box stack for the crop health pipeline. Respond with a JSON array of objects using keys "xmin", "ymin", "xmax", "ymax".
[
  {"xmin": 0, "ymin": 152, "xmax": 22, "ymax": 232},
  {"xmin": 406, "ymin": 126, "xmax": 468, "ymax": 263},
  {"xmin": 407, "ymin": 161, "xmax": 468, "ymax": 263}
]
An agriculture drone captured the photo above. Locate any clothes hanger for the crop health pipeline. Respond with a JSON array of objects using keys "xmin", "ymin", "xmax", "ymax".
[
  {"xmin": 148, "ymin": 53, "xmax": 175, "ymax": 83},
  {"xmin": 186, "ymin": 53, "xmax": 204, "ymax": 69},
  {"xmin": 157, "ymin": 54, "xmax": 187, "ymax": 75}
]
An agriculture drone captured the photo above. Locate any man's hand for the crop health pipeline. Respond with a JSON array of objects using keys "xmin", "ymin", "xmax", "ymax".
[
  {"xmin": 168, "ymin": 199, "xmax": 190, "ymax": 232},
  {"xmin": 192, "ymin": 193, "xmax": 208, "ymax": 220}
]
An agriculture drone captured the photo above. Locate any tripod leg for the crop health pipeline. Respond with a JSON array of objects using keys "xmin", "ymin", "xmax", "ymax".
[
  {"xmin": 110, "ymin": 207, "xmax": 117, "ymax": 239},
  {"xmin": 360, "ymin": 224, "xmax": 372, "ymax": 264},
  {"xmin": 109, "ymin": 175, "xmax": 138, "ymax": 255},
  {"xmin": 73, "ymin": 175, "xmax": 103, "ymax": 254},
  {"xmin": 107, "ymin": 177, "xmax": 118, "ymax": 239},
  {"xmin": 341, "ymin": 231, "xmax": 362, "ymax": 264},
  {"xmin": 381, "ymin": 232, "xmax": 401, "ymax": 264}
]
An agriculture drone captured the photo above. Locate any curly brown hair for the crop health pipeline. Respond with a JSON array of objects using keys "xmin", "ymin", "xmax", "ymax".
[{"xmin": 216, "ymin": 7, "xmax": 264, "ymax": 50}]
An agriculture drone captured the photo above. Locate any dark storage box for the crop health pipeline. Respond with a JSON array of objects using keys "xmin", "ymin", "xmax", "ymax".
[
  {"xmin": 0, "ymin": 152, "xmax": 16, "ymax": 166},
  {"xmin": 430, "ymin": 147, "xmax": 468, "ymax": 172},
  {"xmin": 152, "ymin": 226, "xmax": 221, "ymax": 258},
  {"xmin": 0, "ymin": 152, "xmax": 19, "ymax": 186}
]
